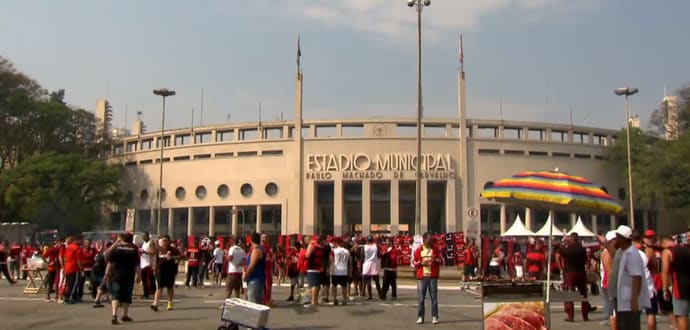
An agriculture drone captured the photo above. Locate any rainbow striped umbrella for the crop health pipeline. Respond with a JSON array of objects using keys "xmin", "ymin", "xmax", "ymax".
[{"xmin": 480, "ymin": 170, "xmax": 623, "ymax": 215}]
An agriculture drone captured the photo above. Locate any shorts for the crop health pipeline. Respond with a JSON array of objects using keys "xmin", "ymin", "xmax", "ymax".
[
  {"xmin": 463, "ymin": 264, "xmax": 476, "ymax": 277},
  {"xmin": 645, "ymin": 294, "xmax": 659, "ymax": 315},
  {"xmin": 214, "ymin": 263, "xmax": 223, "ymax": 274},
  {"xmin": 156, "ymin": 271, "xmax": 177, "ymax": 289},
  {"xmin": 110, "ymin": 281, "xmax": 134, "ymax": 304},
  {"xmin": 306, "ymin": 272, "xmax": 321, "ymax": 288},
  {"xmin": 363, "ymin": 275, "xmax": 379, "ymax": 282},
  {"xmin": 321, "ymin": 272, "xmax": 330, "ymax": 286},
  {"xmin": 658, "ymin": 293, "xmax": 673, "ymax": 314},
  {"xmin": 331, "ymin": 275, "xmax": 348, "ymax": 288},
  {"xmin": 673, "ymin": 298, "xmax": 690, "ymax": 317},
  {"xmin": 226, "ymin": 274, "xmax": 242, "ymax": 294}
]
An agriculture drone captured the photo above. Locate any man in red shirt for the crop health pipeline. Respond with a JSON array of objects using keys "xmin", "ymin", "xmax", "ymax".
[
  {"xmin": 184, "ymin": 242, "xmax": 200, "ymax": 288},
  {"xmin": 79, "ymin": 239, "xmax": 96, "ymax": 301},
  {"xmin": 286, "ymin": 240, "xmax": 300, "ymax": 301},
  {"xmin": 21, "ymin": 242, "xmax": 33, "ymax": 280},
  {"xmin": 381, "ymin": 242, "xmax": 398, "ymax": 300},
  {"xmin": 44, "ymin": 240, "xmax": 61, "ymax": 302},
  {"xmin": 525, "ymin": 240, "xmax": 546, "ymax": 280},
  {"xmin": 63, "ymin": 236, "xmax": 84, "ymax": 304}
]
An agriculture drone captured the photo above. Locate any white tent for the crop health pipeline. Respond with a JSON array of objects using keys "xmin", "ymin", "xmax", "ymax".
[
  {"xmin": 535, "ymin": 216, "xmax": 565, "ymax": 236},
  {"xmin": 501, "ymin": 215, "xmax": 535, "ymax": 236},
  {"xmin": 567, "ymin": 217, "xmax": 596, "ymax": 237}
]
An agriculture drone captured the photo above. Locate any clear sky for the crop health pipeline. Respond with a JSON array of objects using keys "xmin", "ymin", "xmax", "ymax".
[{"xmin": 1, "ymin": 0, "xmax": 689, "ymax": 132}]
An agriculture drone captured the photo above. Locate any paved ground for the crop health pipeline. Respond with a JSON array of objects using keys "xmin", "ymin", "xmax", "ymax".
[{"xmin": 0, "ymin": 278, "xmax": 668, "ymax": 329}]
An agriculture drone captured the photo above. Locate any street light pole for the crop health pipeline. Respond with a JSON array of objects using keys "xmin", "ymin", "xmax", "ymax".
[
  {"xmin": 407, "ymin": 0, "xmax": 431, "ymax": 235},
  {"xmin": 614, "ymin": 86, "xmax": 638, "ymax": 229},
  {"xmin": 153, "ymin": 88, "xmax": 176, "ymax": 235}
]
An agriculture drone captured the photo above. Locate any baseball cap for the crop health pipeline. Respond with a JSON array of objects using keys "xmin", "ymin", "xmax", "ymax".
[
  {"xmin": 644, "ymin": 229, "xmax": 656, "ymax": 238},
  {"xmin": 616, "ymin": 225, "xmax": 633, "ymax": 239},
  {"xmin": 214, "ymin": 240, "xmax": 220, "ymax": 245},
  {"xmin": 605, "ymin": 230, "xmax": 617, "ymax": 242}
]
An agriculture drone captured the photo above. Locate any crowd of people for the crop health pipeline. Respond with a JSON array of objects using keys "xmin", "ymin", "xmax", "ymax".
[{"xmin": 4, "ymin": 226, "xmax": 690, "ymax": 329}]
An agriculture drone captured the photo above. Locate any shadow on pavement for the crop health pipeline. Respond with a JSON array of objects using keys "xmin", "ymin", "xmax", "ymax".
[{"xmin": 134, "ymin": 317, "xmax": 207, "ymax": 324}]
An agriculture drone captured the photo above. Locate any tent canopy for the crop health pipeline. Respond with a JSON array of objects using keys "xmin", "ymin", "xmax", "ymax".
[
  {"xmin": 501, "ymin": 215, "xmax": 535, "ymax": 236},
  {"xmin": 567, "ymin": 217, "xmax": 596, "ymax": 237},
  {"xmin": 535, "ymin": 216, "xmax": 565, "ymax": 237}
]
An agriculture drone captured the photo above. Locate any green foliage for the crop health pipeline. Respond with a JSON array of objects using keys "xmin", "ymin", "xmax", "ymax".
[
  {"xmin": 0, "ymin": 56, "xmax": 123, "ymax": 231},
  {"xmin": 0, "ymin": 152, "xmax": 124, "ymax": 233}
]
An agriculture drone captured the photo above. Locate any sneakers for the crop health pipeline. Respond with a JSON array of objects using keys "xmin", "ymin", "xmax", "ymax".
[
  {"xmin": 150, "ymin": 304, "xmax": 159, "ymax": 312},
  {"xmin": 93, "ymin": 302, "xmax": 104, "ymax": 308},
  {"xmin": 286, "ymin": 296, "xmax": 294, "ymax": 302},
  {"xmin": 111, "ymin": 316, "xmax": 118, "ymax": 325},
  {"xmin": 167, "ymin": 302, "xmax": 173, "ymax": 310},
  {"xmin": 416, "ymin": 317, "xmax": 423, "ymax": 324},
  {"xmin": 121, "ymin": 316, "xmax": 133, "ymax": 322},
  {"xmin": 432, "ymin": 317, "xmax": 439, "ymax": 324}
]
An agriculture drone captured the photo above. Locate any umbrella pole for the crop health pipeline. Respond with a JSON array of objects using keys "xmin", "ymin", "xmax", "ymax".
[{"xmin": 545, "ymin": 211, "xmax": 554, "ymax": 329}]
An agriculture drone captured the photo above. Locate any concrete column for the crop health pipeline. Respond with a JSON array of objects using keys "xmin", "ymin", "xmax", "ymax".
[
  {"xmin": 234, "ymin": 129, "xmax": 240, "ymax": 141},
  {"xmin": 591, "ymin": 215, "xmax": 598, "ymax": 235},
  {"xmin": 209, "ymin": 206, "xmax": 215, "ymax": 237},
  {"xmin": 336, "ymin": 124, "xmax": 343, "ymax": 137},
  {"xmin": 391, "ymin": 181, "xmax": 400, "ymax": 235},
  {"xmin": 362, "ymin": 181, "xmax": 371, "ymax": 235},
  {"xmin": 570, "ymin": 213, "xmax": 577, "ymax": 228},
  {"xmin": 643, "ymin": 211, "xmax": 649, "ymax": 230},
  {"xmin": 334, "ymin": 180, "xmax": 343, "ymax": 235},
  {"xmin": 256, "ymin": 205, "xmax": 263, "ymax": 233},
  {"xmin": 231, "ymin": 209, "xmax": 238, "ymax": 236},
  {"xmin": 525, "ymin": 207, "xmax": 533, "ymax": 232},
  {"xmin": 167, "ymin": 208, "xmax": 174, "ymax": 236},
  {"xmin": 611, "ymin": 215, "xmax": 617, "ymax": 230},
  {"xmin": 187, "ymin": 207, "xmax": 194, "ymax": 237},
  {"xmin": 150, "ymin": 209, "xmax": 156, "ymax": 233},
  {"xmin": 500, "ymin": 204, "xmax": 507, "ymax": 234},
  {"xmin": 421, "ymin": 181, "xmax": 428, "ymax": 234},
  {"xmin": 445, "ymin": 181, "xmax": 457, "ymax": 233}
]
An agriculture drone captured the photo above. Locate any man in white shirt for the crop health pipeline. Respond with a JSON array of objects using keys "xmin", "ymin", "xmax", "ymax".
[
  {"xmin": 615, "ymin": 225, "xmax": 650, "ymax": 330},
  {"xmin": 212, "ymin": 241, "xmax": 225, "ymax": 287},
  {"xmin": 330, "ymin": 238, "xmax": 350, "ymax": 306},
  {"xmin": 225, "ymin": 237, "xmax": 246, "ymax": 299},
  {"xmin": 139, "ymin": 232, "xmax": 157, "ymax": 299}
]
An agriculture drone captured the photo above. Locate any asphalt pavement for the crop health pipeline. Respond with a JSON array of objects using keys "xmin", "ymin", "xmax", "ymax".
[{"xmin": 0, "ymin": 277, "xmax": 667, "ymax": 329}]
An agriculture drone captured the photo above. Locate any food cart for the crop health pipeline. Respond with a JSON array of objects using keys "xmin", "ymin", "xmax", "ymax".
[{"xmin": 481, "ymin": 281, "xmax": 547, "ymax": 330}]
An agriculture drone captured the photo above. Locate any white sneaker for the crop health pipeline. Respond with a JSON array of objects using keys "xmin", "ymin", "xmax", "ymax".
[
  {"xmin": 432, "ymin": 317, "xmax": 439, "ymax": 324},
  {"xmin": 416, "ymin": 317, "xmax": 423, "ymax": 324}
]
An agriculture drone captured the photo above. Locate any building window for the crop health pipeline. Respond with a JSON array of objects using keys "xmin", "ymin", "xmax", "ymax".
[
  {"xmin": 371, "ymin": 181, "xmax": 391, "ymax": 230},
  {"xmin": 343, "ymin": 182, "xmax": 362, "ymax": 235},
  {"xmin": 316, "ymin": 182, "xmax": 334, "ymax": 235},
  {"xmin": 140, "ymin": 189, "xmax": 149, "ymax": 201},
  {"xmin": 484, "ymin": 181, "xmax": 495, "ymax": 190},
  {"xmin": 175, "ymin": 187, "xmax": 186, "ymax": 200},
  {"xmin": 398, "ymin": 181, "xmax": 415, "ymax": 234},
  {"xmin": 265, "ymin": 183, "xmax": 278, "ymax": 197},
  {"xmin": 157, "ymin": 188, "xmax": 167, "ymax": 201},
  {"xmin": 241, "ymin": 183, "xmax": 253, "ymax": 197},
  {"xmin": 195, "ymin": 185, "xmax": 207, "ymax": 199},
  {"xmin": 217, "ymin": 184, "xmax": 229, "ymax": 198},
  {"xmin": 427, "ymin": 181, "xmax": 446, "ymax": 234}
]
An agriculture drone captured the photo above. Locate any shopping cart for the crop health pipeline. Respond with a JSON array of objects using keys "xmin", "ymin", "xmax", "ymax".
[{"xmin": 218, "ymin": 298, "xmax": 271, "ymax": 330}]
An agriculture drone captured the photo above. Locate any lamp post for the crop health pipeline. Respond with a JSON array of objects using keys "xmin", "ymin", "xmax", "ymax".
[
  {"xmin": 614, "ymin": 86, "xmax": 638, "ymax": 229},
  {"xmin": 406, "ymin": 0, "xmax": 431, "ymax": 235},
  {"xmin": 153, "ymin": 88, "xmax": 176, "ymax": 235}
]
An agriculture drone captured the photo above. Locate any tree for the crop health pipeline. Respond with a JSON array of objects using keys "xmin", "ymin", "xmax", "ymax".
[{"xmin": 0, "ymin": 152, "xmax": 124, "ymax": 233}]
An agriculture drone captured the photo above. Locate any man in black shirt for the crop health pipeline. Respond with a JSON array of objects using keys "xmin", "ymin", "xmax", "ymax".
[
  {"xmin": 105, "ymin": 233, "xmax": 141, "ymax": 325},
  {"xmin": 560, "ymin": 233, "xmax": 593, "ymax": 322}
]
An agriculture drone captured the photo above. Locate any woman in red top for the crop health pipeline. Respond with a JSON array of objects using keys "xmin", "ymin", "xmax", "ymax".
[
  {"xmin": 525, "ymin": 240, "xmax": 546, "ymax": 280},
  {"xmin": 261, "ymin": 234, "xmax": 274, "ymax": 306}
]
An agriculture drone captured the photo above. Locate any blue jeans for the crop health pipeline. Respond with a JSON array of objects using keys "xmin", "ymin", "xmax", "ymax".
[
  {"xmin": 246, "ymin": 280, "xmax": 264, "ymax": 305},
  {"xmin": 417, "ymin": 278, "xmax": 438, "ymax": 320},
  {"xmin": 601, "ymin": 287, "xmax": 613, "ymax": 319}
]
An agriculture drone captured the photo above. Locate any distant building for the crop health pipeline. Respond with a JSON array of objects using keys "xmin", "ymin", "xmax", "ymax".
[
  {"xmin": 111, "ymin": 127, "xmax": 130, "ymax": 139},
  {"xmin": 95, "ymin": 99, "xmax": 113, "ymax": 139},
  {"xmin": 630, "ymin": 115, "xmax": 640, "ymax": 129},
  {"xmin": 663, "ymin": 96, "xmax": 680, "ymax": 140}
]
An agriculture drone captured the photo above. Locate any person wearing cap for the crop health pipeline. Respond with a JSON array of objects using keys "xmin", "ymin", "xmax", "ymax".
[
  {"xmin": 613, "ymin": 225, "xmax": 650, "ymax": 330},
  {"xmin": 664, "ymin": 232, "xmax": 690, "ymax": 330}
]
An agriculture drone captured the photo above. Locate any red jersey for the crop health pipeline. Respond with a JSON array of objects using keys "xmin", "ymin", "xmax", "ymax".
[
  {"xmin": 9, "ymin": 244, "xmax": 21, "ymax": 260},
  {"xmin": 463, "ymin": 248, "xmax": 475, "ymax": 266},
  {"xmin": 44, "ymin": 246, "xmax": 60, "ymax": 272},
  {"xmin": 298, "ymin": 248, "xmax": 308, "ymax": 274},
  {"xmin": 287, "ymin": 247, "xmax": 299, "ymax": 274},
  {"xmin": 525, "ymin": 251, "xmax": 546, "ymax": 274},
  {"xmin": 63, "ymin": 243, "xmax": 83, "ymax": 274},
  {"xmin": 81, "ymin": 246, "xmax": 96, "ymax": 271},
  {"xmin": 186, "ymin": 247, "xmax": 200, "ymax": 267},
  {"xmin": 21, "ymin": 245, "xmax": 33, "ymax": 263}
]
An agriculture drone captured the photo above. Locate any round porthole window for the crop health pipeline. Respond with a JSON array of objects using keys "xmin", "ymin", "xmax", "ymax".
[
  {"xmin": 175, "ymin": 187, "xmax": 186, "ymax": 200},
  {"xmin": 484, "ymin": 181, "xmax": 495, "ymax": 190},
  {"xmin": 241, "ymin": 183, "xmax": 253, "ymax": 197},
  {"xmin": 157, "ymin": 188, "xmax": 167, "ymax": 201},
  {"xmin": 217, "ymin": 184, "xmax": 229, "ymax": 198},
  {"xmin": 600, "ymin": 186, "xmax": 608, "ymax": 194},
  {"xmin": 195, "ymin": 185, "xmax": 207, "ymax": 199},
  {"xmin": 140, "ymin": 189, "xmax": 149, "ymax": 201},
  {"xmin": 265, "ymin": 183, "xmax": 278, "ymax": 196}
]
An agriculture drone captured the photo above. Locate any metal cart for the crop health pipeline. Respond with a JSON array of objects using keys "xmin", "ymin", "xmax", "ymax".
[{"xmin": 218, "ymin": 298, "xmax": 271, "ymax": 330}]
